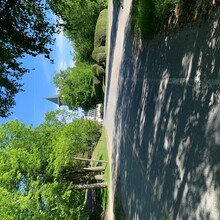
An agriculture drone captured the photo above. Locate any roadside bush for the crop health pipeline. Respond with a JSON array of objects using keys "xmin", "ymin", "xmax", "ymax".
[
  {"xmin": 132, "ymin": 0, "xmax": 179, "ymax": 38},
  {"xmin": 94, "ymin": 9, "xmax": 108, "ymax": 47},
  {"xmin": 132, "ymin": 0, "xmax": 156, "ymax": 37},
  {"xmin": 93, "ymin": 77, "xmax": 104, "ymax": 103},
  {"xmin": 154, "ymin": 0, "xmax": 178, "ymax": 19},
  {"xmin": 92, "ymin": 64, "xmax": 105, "ymax": 80},
  {"xmin": 97, "ymin": 53, "xmax": 106, "ymax": 63},
  {"xmin": 92, "ymin": 46, "xmax": 106, "ymax": 62}
]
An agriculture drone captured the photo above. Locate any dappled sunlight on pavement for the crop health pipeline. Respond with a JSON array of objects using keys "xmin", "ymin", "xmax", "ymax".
[{"xmin": 105, "ymin": 0, "xmax": 220, "ymax": 219}]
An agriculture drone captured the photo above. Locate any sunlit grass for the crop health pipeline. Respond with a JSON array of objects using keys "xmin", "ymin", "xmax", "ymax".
[
  {"xmin": 132, "ymin": 0, "xmax": 179, "ymax": 38},
  {"xmin": 91, "ymin": 126, "xmax": 110, "ymax": 210},
  {"xmin": 132, "ymin": 0, "xmax": 157, "ymax": 38}
]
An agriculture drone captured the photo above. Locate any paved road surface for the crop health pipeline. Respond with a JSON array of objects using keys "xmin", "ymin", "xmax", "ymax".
[{"xmin": 105, "ymin": 1, "xmax": 220, "ymax": 219}]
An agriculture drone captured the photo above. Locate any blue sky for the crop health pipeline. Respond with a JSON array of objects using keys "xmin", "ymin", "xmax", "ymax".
[{"xmin": 0, "ymin": 31, "xmax": 74, "ymax": 127}]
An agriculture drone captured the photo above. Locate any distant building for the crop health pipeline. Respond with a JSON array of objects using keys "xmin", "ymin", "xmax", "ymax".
[
  {"xmin": 84, "ymin": 104, "xmax": 103, "ymax": 124},
  {"xmin": 46, "ymin": 95, "xmax": 103, "ymax": 123}
]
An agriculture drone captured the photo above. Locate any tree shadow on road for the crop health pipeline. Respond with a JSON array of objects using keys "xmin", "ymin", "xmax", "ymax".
[{"xmin": 110, "ymin": 7, "xmax": 220, "ymax": 220}]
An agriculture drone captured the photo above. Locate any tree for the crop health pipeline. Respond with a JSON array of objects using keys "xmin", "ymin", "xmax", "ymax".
[
  {"xmin": 0, "ymin": 0, "xmax": 57, "ymax": 117},
  {"xmin": 0, "ymin": 115, "xmax": 102, "ymax": 219},
  {"xmin": 54, "ymin": 63, "xmax": 99, "ymax": 111},
  {"xmin": 44, "ymin": 108, "xmax": 80, "ymax": 127},
  {"xmin": 47, "ymin": 0, "xmax": 107, "ymax": 62}
]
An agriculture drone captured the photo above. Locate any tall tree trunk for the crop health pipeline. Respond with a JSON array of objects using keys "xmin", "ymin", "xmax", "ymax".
[
  {"xmin": 73, "ymin": 157, "xmax": 107, "ymax": 163},
  {"xmin": 64, "ymin": 166, "xmax": 105, "ymax": 174},
  {"xmin": 75, "ymin": 174, "xmax": 105, "ymax": 181},
  {"xmin": 82, "ymin": 166, "xmax": 105, "ymax": 172},
  {"xmin": 72, "ymin": 182, "xmax": 108, "ymax": 190},
  {"xmin": 64, "ymin": 174, "xmax": 105, "ymax": 182},
  {"xmin": 60, "ymin": 166, "xmax": 105, "ymax": 181}
]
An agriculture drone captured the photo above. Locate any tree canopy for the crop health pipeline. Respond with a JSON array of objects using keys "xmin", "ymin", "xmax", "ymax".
[
  {"xmin": 54, "ymin": 63, "xmax": 99, "ymax": 111},
  {"xmin": 47, "ymin": 0, "xmax": 107, "ymax": 62},
  {"xmin": 0, "ymin": 0, "xmax": 57, "ymax": 118},
  {"xmin": 0, "ymin": 113, "xmax": 101, "ymax": 219}
]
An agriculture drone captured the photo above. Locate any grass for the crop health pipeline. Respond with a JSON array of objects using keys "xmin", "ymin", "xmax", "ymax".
[
  {"xmin": 91, "ymin": 126, "xmax": 110, "ymax": 210},
  {"xmin": 91, "ymin": 128, "xmax": 122, "ymax": 219},
  {"xmin": 132, "ymin": 0, "xmax": 179, "ymax": 38}
]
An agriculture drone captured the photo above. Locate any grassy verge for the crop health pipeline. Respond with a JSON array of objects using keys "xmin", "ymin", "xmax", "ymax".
[
  {"xmin": 132, "ymin": 0, "xmax": 179, "ymax": 38},
  {"xmin": 91, "ymin": 126, "xmax": 110, "ymax": 211}
]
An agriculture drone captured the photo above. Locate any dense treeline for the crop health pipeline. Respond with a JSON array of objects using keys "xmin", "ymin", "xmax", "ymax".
[
  {"xmin": 0, "ymin": 110, "xmax": 101, "ymax": 219},
  {"xmin": 47, "ymin": 0, "xmax": 107, "ymax": 63},
  {"xmin": 53, "ymin": 63, "xmax": 99, "ymax": 111}
]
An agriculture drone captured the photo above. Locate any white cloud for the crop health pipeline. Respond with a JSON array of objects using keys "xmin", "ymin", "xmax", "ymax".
[
  {"xmin": 56, "ymin": 31, "xmax": 65, "ymax": 57},
  {"xmin": 55, "ymin": 31, "xmax": 74, "ymax": 72},
  {"xmin": 59, "ymin": 60, "xmax": 67, "ymax": 71}
]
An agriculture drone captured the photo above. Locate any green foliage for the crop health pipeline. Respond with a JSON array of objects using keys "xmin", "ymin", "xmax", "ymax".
[
  {"xmin": 0, "ymin": 0, "xmax": 57, "ymax": 117},
  {"xmin": 0, "ymin": 116, "xmax": 101, "ymax": 219},
  {"xmin": 94, "ymin": 9, "xmax": 108, "ymax": 47},
  {"xmin": 154, "ymin": 0, "xmax": 179, "ymax": 18},
  {"xmin": 132, "ymin": 0, "xmax": 157, "ymax": 37},
  {"xmin": 97, "ymin": 0, "xmax": 108, "ymax": 8},
  {"xmin": 48, "ymin": 0, "xmax": 107, "ymax": 63},
  {"xmin": 132, "ymin": 0, "xmax": 179, "ymax": 38},
  {"xmin": 100, "ymin": 104, "xmax": 104, "ymax": 115},
  {"xmin": 92, "ymin": 9, "xmax": 107, "ymax": 64},
  {"xmin": 92, "ymin": 64, "xmax": 105, "ymax": 80},
  {"xmin": 54, "ymin": 63, "xmax": 99, "ymax": 111},
  {"xmin": 49, "ymin": 119, "xmax": 100, "ymax": 176},
  {"xmin": 44, "ymin": 109, "xmax": 80, "ymax": 127},
  {"xmin": 93, "ymin": 77, "xmax": 104, "ymax": 103},
  {"xmin": 97, "ymin": 52, "xmax": 107, "ymax": 63},
  {"xmin": 92, "ymin": 46, "xmax": 106, "ymax": 63}
]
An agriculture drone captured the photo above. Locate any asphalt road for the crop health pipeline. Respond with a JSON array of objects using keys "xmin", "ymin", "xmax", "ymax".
[{"xmin": 105, "ymin": 1, "xmax": 220, "ymax": 219}]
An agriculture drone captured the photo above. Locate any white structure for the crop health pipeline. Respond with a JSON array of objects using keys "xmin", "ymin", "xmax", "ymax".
[{"xmin": 84, "ymin": 104, "xmax": 103, "ymax": 124}]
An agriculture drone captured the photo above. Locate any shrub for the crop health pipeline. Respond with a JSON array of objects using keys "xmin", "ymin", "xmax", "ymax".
[
  {"xmin": 132, "ymin": 0, "xmax": 157, "ymax": 37},
  {"xmin": 94, "ymin": 9, "xmax": 108, "ymax": 47},
  {"xmin": 92, "ymin": 46, "xmax": 106, "ymax": 62},
  {"xmin": 154, "ymin": 0, "xmax": 178, "ymax": 19},
  {"xmin": 93, "ymin": 77, "xmax": 104, "ymax": 103},
  {"xmin": 92, "ymin": 64, "xmax": 105, "ymax": 80},
  {"xmin": 97, "ymin": 52, "xmax": 106, "ymax": 63},
  {"xmin": 132, "ymin": 0, "xmax": 178, "ymax": 38}
]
